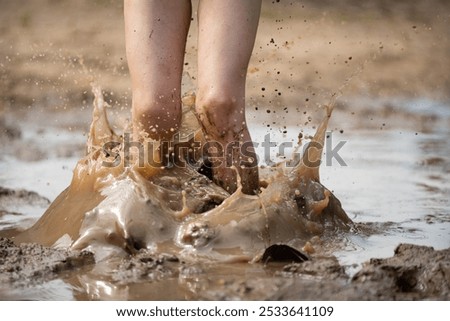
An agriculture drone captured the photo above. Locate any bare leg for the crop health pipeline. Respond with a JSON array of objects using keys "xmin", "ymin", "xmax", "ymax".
[
  {"xmin": 196, "ymin": 0, "xmax": 261, "ymax": 194},
  {"xmin": 124, "ymin": 0, "xmax": 191, "ymax": 141}
]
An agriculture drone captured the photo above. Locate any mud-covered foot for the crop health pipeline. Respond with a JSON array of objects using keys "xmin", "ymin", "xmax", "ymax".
[
  {"xmin": 194, "ymin": 98, "xmax": 259, "ymax": 195},
  {"xmin": 213, "ymin": 164, "xmax": 259, "ymax": 195}
]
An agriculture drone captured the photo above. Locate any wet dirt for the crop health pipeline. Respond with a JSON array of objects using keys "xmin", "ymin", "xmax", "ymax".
[
  {"xmin": 1, "ymin": 237, "xmax": 448, "ymax": 300},
  {"xmin": 1, "ymin": 0, "xmax": 450, "ymax": 300}
]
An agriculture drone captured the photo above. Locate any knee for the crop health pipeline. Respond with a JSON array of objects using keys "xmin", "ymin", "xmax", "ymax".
[{"xmin": 195, "ymin": 91, "xmax": 245, "ymax": 139}]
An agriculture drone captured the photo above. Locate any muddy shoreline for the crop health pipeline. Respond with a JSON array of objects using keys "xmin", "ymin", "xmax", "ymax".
[{"xmin": 0, "ymin": 236, "xmax": 448, "ymax": 300}]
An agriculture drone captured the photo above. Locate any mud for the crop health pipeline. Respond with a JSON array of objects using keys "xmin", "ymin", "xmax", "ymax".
[
  {"xmin": 1, "ymin": 96, "xmax": 449, "ymax": 300},
  {"xmin": 0, "ymin": 186, "xmax": 50, "ymax": 237},
  {"xmin": 0, "ymin": 238, "xmax": 94, "ymax": 287},
  {"xmin": 1, "ymin": 238, "xmax": 448, "ymax": 300}
]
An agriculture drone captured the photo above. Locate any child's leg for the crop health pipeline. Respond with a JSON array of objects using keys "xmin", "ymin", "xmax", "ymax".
[
  {"xmin": 196, "ymin": 0, "xmax": 262, "ymax": 194},
  {"xmin": 124, "ymin": 0, "xmax": 191, "ymax": 141}
]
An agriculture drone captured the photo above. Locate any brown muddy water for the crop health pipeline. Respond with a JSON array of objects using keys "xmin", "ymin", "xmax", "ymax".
[{"xmin": 0, "ymin": 90, "xmax": 449, "ymax": 300}]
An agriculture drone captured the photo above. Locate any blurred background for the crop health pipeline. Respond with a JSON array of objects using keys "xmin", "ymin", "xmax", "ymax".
[{"xmin": 0, "ymin": 0, "xmax": 449, "ymax": 117}]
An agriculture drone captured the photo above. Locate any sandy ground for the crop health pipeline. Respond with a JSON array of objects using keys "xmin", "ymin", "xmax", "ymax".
[
  {"xmin": 0, "ymin": 0, "xmax": 449, "ymax": 300},
  {"xmin": 1, "ymin": 0, "xmax": 449, "ymax": 114}
]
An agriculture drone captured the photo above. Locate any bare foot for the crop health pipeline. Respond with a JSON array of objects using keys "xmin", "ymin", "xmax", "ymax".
[{"xmin": 195, "ymin": 107, "xmax": 259, "ymax": 195}]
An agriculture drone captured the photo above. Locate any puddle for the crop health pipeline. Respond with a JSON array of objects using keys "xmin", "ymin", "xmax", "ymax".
[{"xmin": 0, "ymin": 97, "xmax": 449, "ymax": 300}]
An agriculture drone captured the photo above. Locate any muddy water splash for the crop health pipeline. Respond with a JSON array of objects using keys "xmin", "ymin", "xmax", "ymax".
[{"xmin": 14, "ymin": 86, "xmax": 352, "ymax": 262}]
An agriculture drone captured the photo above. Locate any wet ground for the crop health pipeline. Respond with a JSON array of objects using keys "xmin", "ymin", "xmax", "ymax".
[
  {"xmin": 1, "ymin": 0, "xmax": 449, "ymax": 300},
  {"xmin": 0, "ymin": 237, "xmax": 449, "ymax": 300},
  {"xmin": 1, "ymin": 95, "xmax": 449, "ymax": 300}
]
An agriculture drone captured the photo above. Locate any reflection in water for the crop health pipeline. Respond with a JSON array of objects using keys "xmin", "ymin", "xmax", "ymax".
[{"xmin": 66, "ymin": 258, "xmax": 290, "ymax": 300}]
